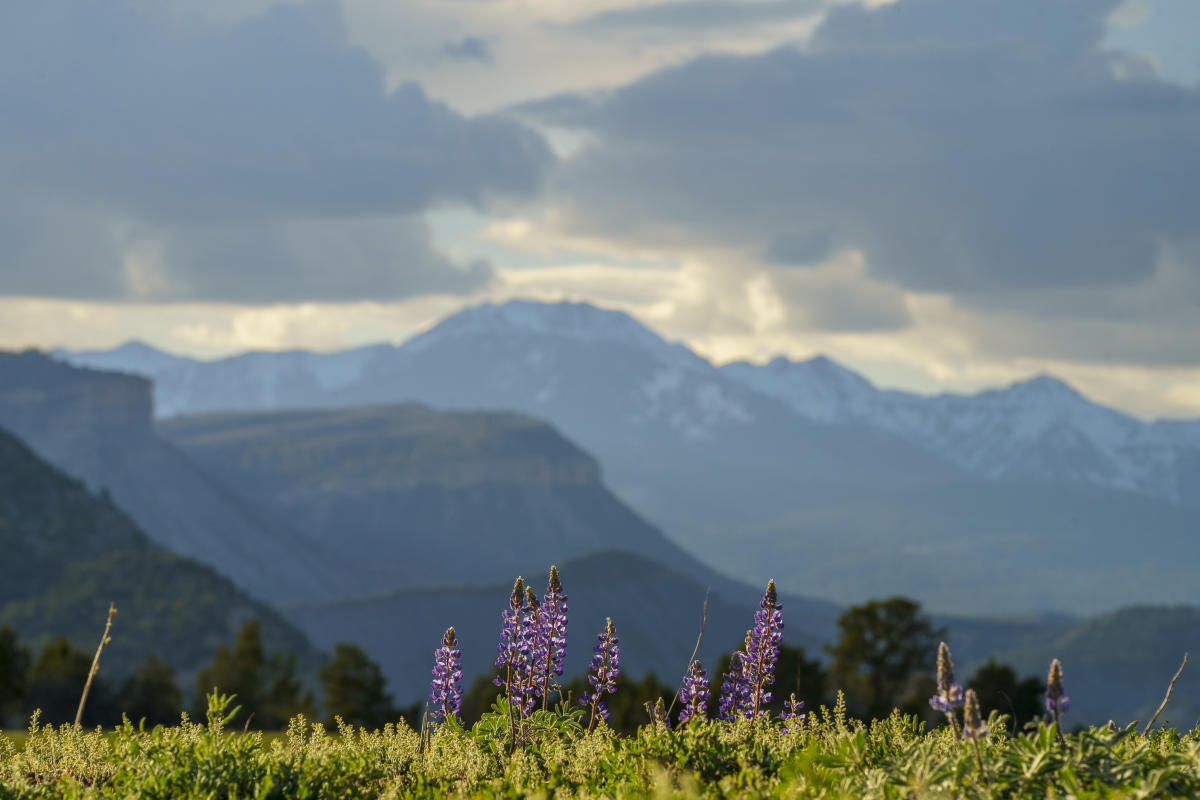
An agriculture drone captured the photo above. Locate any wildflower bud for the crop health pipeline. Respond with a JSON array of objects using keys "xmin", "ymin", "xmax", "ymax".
[
  {"xmin": 963, "ymin": 689, "xmax": 988, "ymax": 740},
  {"xmin": 548, "ymin": 565, "xmax": 562, "ymax": 594},
  {"xmin": 1045, "ymin": 658, "xmax": 1070, "ymax": 714},
  {"xmin": 929, "ymin": 641, "xmax": 964, "ymax": 713},
  {"xmin": 510, "ymin": 577, "xmax": 525, "ymax": 610},
  {"xmin": 525, "ymin": 585, "xmax": 539, "ymax": 612}
]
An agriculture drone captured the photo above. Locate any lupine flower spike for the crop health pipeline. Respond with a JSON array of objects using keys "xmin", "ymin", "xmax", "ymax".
[
  {"xmin": 780, "ymin": 693, "xmax": 806, "ymax": 733},
  {"xmin": 581, "ymin": 617, "xmax": 620, "ymax": 731},
  {"xmin": 1046, "ymin": 658, "xmax": 1069, "ymax": 742},
  {"xmin": 495, "ymin": 577, "xmax": 528, "ymax": 716},
  {"xmin": 677, "ymin": 659, "xmax": 709, "ymax": 725},
  {"xmin": 747, "ymin": 579, "xmax": 783, "ymax": 717},
  {"xmin": 520, "ymin": 586, "xmax": 543, "ymax": 716},
  {"xmin": 929, "ymin": 641, "xmax": 964, "ymax": 741},
  {"xmin": 963, "ymin": 688, "xmax": 989, "ymax": 784},
  {"xmin": 540, "ymin": 566, "xmax": 568, "ymax": 710},
  {"xmin": 429, "ymin": 627, "xmax": 463, "ymax": 724},
  {"xmin": 644, "ymin": 696, "xmax": 670, "ymax": 730},
  {"xmin": 719, "ymin": 631, "xmax": 754, "ymax": 721}
]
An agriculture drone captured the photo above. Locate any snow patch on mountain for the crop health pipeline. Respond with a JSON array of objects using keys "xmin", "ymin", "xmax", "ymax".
[
  {"xmin": 406, "ymin": 300, "xmax": 709, "ymax": 372},
  {"xmin": 721, "ymin": 359, "xmax": 1197, "ymax": 504}
]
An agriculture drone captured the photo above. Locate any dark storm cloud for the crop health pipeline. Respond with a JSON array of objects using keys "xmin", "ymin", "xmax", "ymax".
[
  {"xmin": 442, "ymin": 36, "xmax": 494, "ymax": 64},
  {"xmin": 0, "ymin": 1, "xmax": 547, "ymax": 302},
  {"xmin": 535, "ymin": 0, "xmax": 1200, "ymax": 302},
  {"xmin": 573, "ymin": 0, "xmax": 828, "ymax": 31}
]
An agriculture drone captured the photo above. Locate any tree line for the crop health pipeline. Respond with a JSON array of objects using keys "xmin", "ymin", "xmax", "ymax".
[
  {"xmin": 0, "ymin": 596, "xmax": 1045, "ymax": 732},
  {"xmin": 0, "ymin": 620, "xmax": 415, "ymax": 730}
]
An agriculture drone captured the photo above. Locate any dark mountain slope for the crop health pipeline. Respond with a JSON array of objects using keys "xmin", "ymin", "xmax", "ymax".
[{"xmin": 0, "ymin": 425, "xmax": 318, "ymax": 687}]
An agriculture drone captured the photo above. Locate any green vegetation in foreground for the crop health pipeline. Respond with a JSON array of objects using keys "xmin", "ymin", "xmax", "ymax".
[{"xmin": 2, "ymin": 694, "xmax": 1199, "ymax": 799}]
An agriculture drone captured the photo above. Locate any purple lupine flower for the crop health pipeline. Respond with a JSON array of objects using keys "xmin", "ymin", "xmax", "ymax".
[
  {"xmin": 779, "ymin": 693, "xmax": 806, "ymax": 733},
  {"xmin": 1045, "ymin": 658, "xmax": 1069, "ymax": 714},
  {"xmin": 929, "ymin": 641, "xmax": 964, "ymax": 742},
  {"xmin": 963, "ymin": 688, "xmax": 988, "ymax": 740},
  {"xmin": 518, "ymin": 585, "xmax": 544, "ymax": 716},
  {"xmin": 539, "ymin": 565, "xmax": 568, "ymax": 710},
  {"xmin": 929, "ymin": 642, "xmax": 965, "ymax": 714},
  {"xmin": 429, "ymin": 627, "xmax": 463, "ymax": 724},
  {"xmin": 718, "ymin": 648, "xmax": 751, "ymax": 721},
  {"xmin": 581, "ymin": 617, "xmax": 620, "ymax": 731},
  {"xmin": 494, "ymin": 577, "xmax": 529, "ymax": 713},
  {"xmin": 677, "ymin": 659, "xmax": 710, "ymax": 725},
  {"xmin": 746, "ymin": 580, "xmax": 783, "ymax": 717}
]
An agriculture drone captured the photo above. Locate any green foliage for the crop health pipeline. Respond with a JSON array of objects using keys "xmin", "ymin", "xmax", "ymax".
[
  {"xmin": 2, "ymin": 705, "xmax": 1199, "ymax": 798},
  {"xmin": 969, "ymin": 658, "xmax": 1045, "ymax": 734},
  {"xmin": 193, "ymin": 620, "xmax": 315, "ymax": 730},
  {"xmin": 118, "ymin": 656, "xmax": 182, "ymax": 729},
  {"xmin": 24, "ymin": 636, "xmax": 116, "ymax": 727},
  {"xmin": 827, "ymin": 596, "xmax": 943, "ymax": 720},
  {"xmin": 317, "ymin": 643, "xmax": 398, "ymax": 729}
]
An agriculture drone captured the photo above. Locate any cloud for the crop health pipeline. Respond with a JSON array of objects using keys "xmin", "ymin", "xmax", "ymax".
[
  {"xmin": 572, "ymin": 0, "xmax": 829, "ymax": 31},
  {"xmin": 0, "ymin": 194, "xmax": 494, "ymax": 303},
  {"xmin": 524, "ymin": 0, "xmax": 1200, "ymax": 332},
  {"xmin": 0, "ymin": 1, "xmax": 552, "ymax": 224},
  {"xmin": 763, "ymin": 230, "xmax": 835, "ymax": 265},
  {"xmin": 0, "ymin": 0, "xmax": 549, "ymax": 303},
  {"xmin": 441, "ymin": 36, "xmax": 494, "ymax": 64}
]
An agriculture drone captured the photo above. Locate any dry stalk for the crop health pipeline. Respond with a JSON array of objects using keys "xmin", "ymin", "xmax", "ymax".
[
  {"xmin": 75, "ymin": 603, "xmax": 116, "ymax": 727},
  {"xmin": 1142, "ymin": 652, "xmax": 1188, "ymax": 736}
]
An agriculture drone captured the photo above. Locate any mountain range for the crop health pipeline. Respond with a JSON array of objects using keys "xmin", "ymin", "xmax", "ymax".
[{"xmin": 57, "ymin": 300, "xmax": 1200, "ymax": 616}]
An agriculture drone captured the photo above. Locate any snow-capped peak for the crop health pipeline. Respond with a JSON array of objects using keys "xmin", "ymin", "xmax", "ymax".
[
  {"xmin": 404, "ymin": 299, "xmax": 710, "ymax": 371},
  {"xmin": 720, "ymin": 354, "xmax": 876, "ymax": 423}
]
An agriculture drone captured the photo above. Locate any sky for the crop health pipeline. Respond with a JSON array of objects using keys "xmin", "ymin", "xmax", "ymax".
[{"xmin": 1, "ymin": 0, "xmax": 1198, "ymax": 418}]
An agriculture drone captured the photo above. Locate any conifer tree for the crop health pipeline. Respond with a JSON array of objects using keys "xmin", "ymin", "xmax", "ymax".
[{"xmin": 318, "ymin": 643, "xmax": 396, "ymax": 729}]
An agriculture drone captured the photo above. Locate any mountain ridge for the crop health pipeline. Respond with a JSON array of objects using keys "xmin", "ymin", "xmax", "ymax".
[{"xmin": 55, "ymin": 300, "xmax": 1200, "ymax": 512}]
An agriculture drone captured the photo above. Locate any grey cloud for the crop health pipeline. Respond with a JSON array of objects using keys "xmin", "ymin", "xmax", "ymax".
[
  {"xmin": 0, "ymin": 1, "xmax": 552, "ymax": 225},
  {"xmin": 0, "ymin": 0, "xmax": 547, "ymax": 303},
  {"xmin": 763, "ymin": 230, "xmax": 835, "ymax": 265},
  {"xmin": 0, "ymin": 196, "xmax": 494, "ymax": 303},
  {"xmin": 534, "ymin": 0, "xmax": 1200, "ymax": 310},
  {"xmin": 573, "ymin": 0, "xmax": 828, "ymax": 31},
  {"xmin": 159, "ymin": 216, "xmax": 495, "ymax": 303},
  {"xmin": 442, "ymin": 36, "xmax": 494, "ymax": 63}
]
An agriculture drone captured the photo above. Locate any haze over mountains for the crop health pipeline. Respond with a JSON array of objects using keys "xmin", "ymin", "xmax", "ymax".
[{"xmin": 60, "ymin": 300, "xmax": 1200, "ymax": 615}]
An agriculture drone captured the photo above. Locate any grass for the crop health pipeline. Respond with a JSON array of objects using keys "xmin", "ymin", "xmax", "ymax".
[{"xmin": 2, "ymin": 694, "xmax": 1199, "ymax": 799}]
